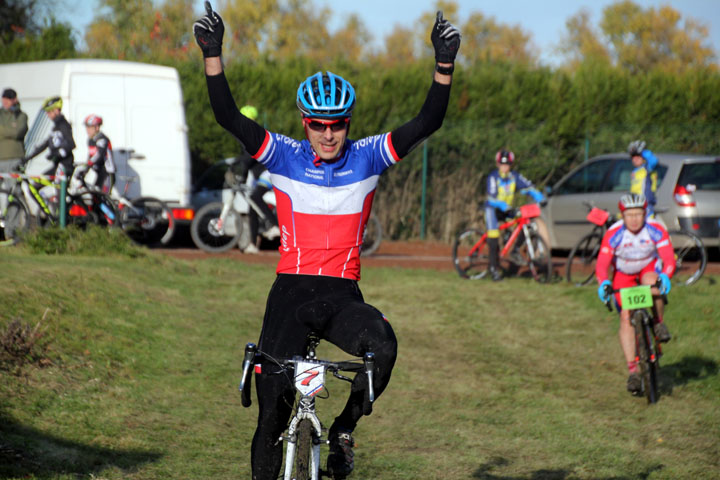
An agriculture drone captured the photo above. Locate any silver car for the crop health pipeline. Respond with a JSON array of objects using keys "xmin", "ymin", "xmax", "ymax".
[{"xmin": 542, "ymin": 153, "xmax": 720, "ymax": 249}]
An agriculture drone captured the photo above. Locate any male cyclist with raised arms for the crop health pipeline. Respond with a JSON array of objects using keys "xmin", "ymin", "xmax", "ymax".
[
  {"xmin": 628, "ymin": 140, "xmax": 659, "ymax": 218},
  {"xmin": 485, "ymin": 149, "xmax": 544, "ymax": 281},
  {"xmin": 193, "ymin": 3, "xmax": 460, "ymax": 479},
  {"xmin": 595, "ymin": 193, "xmax": 674, "ymax": 395}
]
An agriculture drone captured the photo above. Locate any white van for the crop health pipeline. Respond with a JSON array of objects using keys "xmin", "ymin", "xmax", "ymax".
[{"xmin": 0, "ymin": 59, "xmax": 194, "ymax": 230}]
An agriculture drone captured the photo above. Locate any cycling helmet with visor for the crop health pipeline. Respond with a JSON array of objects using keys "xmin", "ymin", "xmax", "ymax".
[
  {"xmin": 618, "ymin": 193, "xmax": 648, "ymax": 212},
  {"xmin": 42, "ymin": 96, "xmax": 62, "ymax": 112},
  {"xmin": 296, "ymin": 71, "xmax": 355, "ymax": 120},
  {"xmin": 628, "ymin": 140, "xmax": 646, "ymax": 157},
  {"xmin": 83, "ymin": 114, "xmax": 103, "ymax": 127},
  {"xmin": 495, "ymin": 150, "xmax": 515, "ymax": 165}
]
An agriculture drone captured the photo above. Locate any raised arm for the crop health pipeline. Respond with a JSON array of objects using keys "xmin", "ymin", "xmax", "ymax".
[
  {"xmin": 193, "ymin": 1, "xmax": 266, "ymax": 155},
  {"xmin": 390, "ymin": 11, "xmax": 461, "ymax": 159}
]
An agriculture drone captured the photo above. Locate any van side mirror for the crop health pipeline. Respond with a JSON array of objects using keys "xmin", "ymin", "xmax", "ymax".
[{"xmin": 544, "ymin": 185, "xmax": 553, "ymax": 196}]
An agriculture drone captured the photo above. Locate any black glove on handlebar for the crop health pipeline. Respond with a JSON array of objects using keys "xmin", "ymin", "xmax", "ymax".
[
  {"xmin": 193, "ymin": 1, "xmax": 224, "ymax": 58},
  {"xmin": 431, "ymin": 11, "xmax": 461, "ymax": 64}
]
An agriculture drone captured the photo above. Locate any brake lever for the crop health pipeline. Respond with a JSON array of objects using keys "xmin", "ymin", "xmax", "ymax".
[
  {"xmin": 239, "ymin": 343, "xmax": 256, "ymax": 407},
  {"xmin": 364, "ymin": 352, "xmax": 375, "ymax": 403}
]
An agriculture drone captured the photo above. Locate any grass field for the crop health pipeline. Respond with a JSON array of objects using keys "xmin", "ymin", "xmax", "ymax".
[{"xmin": 1, "ymin": 232, "xmax": 719, "ymax": 479}]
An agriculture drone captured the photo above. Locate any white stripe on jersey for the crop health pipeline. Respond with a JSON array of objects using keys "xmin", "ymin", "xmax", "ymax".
[{"xmin": 271, "ymin": 174, "xmax": 379, "ymax": 215}]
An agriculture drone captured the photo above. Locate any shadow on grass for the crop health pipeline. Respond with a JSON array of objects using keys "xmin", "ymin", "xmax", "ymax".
[
  {"xmin": 660, "ymin": 354, "xmax": 719, "ymax": 396},
  {"xmin": 472, "ymin": 457, "xmax": 664, "ymax": 479},
  {"xmin": 0, "ymin": 412, "xmax": 162, "ymax": 479}
]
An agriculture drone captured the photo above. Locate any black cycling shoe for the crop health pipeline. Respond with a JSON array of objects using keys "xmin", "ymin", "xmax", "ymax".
[
  {"xmin": 489, "ymin": 266, "xmax": 503, "ymax": 282},
  {"xmin": 654, "ymin": 322, "xmax": 672, "ymax": 343},
  {"xmin": 327, "ymin": 430, "xmax": 354, "ymax": 479},
  {"xmin": 627, "ymin": 373, "xmax": 642, "ymax": 395}
]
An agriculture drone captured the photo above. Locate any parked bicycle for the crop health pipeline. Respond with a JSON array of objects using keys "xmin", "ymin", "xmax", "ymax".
[
  {"xmin": 66, "ymin": 168, "xmax": 118, "ymax": 228},
  {"xmin": 112, "ymin": 175, "xmax": 175, "ymax": 245},
  {"xmin": 452, "ymin": 203, "xmax": 552, "ymax": 282},
  {"xmin": 360, "ymin": 213, "xmax": 382, "ymax": 256},
  {"xmin": 0, "ymin": 169, "xmax": 94, "ymax": 245},
  {"xmin": 565, "ymin": 202, "xmax": 707, "ymax": 287},
  {"xmin": 238, "ymin": 336, "xmax": 375, "ymax": 480},
  {"xmin": 602, "ymin": 281, "xmax": 667, "ymax": 404}
]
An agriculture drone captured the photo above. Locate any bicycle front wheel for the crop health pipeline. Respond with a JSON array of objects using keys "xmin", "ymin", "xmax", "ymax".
[
  {"xmin": 294, "ymin": 419, "xmax": 313, "ymax": 480},
  {"xmin": 452, "ymin": 229, "xmax": 488, "ymax": 279},
  {"xmin": 565, "ymin": 231, "xmax": 603, "ymax": 286},
  {"xmin": 669, "ymin": 230, "xmax": 707, "ymax": 286},
  {"xmin": 360, "ymin": 214, "xmax": 382, "ymax": 256},
  {"xmin": 190, "ymin": 202, "xmax": 243, "ymax": 253},
  {"xmin": 523, "ymin": 230, "xmax": 553, "ymax": 283},
  {"xmin": 633, "ymin": 311, "xmax": 659, "ymax": 404},
  {"xmin": 119, "ymin": 197, "xmax": 175, "ymax": 245}
]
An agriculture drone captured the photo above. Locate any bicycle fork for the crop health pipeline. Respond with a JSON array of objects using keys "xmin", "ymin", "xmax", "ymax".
[{"xmin": 282, "ymin": 398, "xmax": 323, "ymax": 480}]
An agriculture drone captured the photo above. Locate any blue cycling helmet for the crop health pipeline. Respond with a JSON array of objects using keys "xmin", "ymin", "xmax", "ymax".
[{"xmin": 296, "ymin": 71, "xmax": 356, "ymax": 119}]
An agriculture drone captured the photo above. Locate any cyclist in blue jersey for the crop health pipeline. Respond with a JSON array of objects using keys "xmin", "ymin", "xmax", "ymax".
[
  {"xmin": 485, "ymin": 149, "xmax": 544, "ymax": 281},
  {"xmin": 628, "ymin": 140, "xmax": 659, "ymax": 218},
  {"xmin": 194, "ymin": 3, "xmax": 460, "ymax": 479}
]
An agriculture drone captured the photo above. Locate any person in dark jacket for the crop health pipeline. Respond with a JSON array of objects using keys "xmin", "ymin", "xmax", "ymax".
[
  {"xmin": 23, "ymin": 96, "xmax": 76, "ymax": 183},
  {"xmin": 0, "ymin": 88, "xmax": 28, "ymax": 211}
]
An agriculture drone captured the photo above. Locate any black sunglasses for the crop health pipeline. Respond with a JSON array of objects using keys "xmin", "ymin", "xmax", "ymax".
[{"xmin": 304, "ymin": 118, "xmax": 349, "ymax": 133}]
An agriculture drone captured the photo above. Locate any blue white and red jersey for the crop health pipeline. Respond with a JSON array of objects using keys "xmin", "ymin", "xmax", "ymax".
[
  {"xmin": 253, "ymin": 131, "xmax": 400, "ymax": 280},
  {"xmin": 595, "ymin": 218, "xmax": 675, "ymax": 283}
]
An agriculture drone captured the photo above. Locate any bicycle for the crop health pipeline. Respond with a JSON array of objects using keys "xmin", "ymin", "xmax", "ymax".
[
  {"xmin": 66, "ymin": 169, "xmax": 118, "ymax": 228},
  {"xmin": 565, "ymin": 202, "xmax": 707, "ymax": 287},
  {"xmin": 602, "ymin": 281, "xmax": 667, "ymax": 404},
  {"xmin": 360, "ymin": 213, "xmax": 382, "ymax": 256},
  {"xmin": 452, "ymin": 203, "xmax": 552, "ymax": 282},
  {"xmin": 0, "ymin": 170, "xmax": 94, "ymax": 245},
  {"xmin": 112, "ymin": 175, "xmax": 176, "ymax": 245},
  {"xmin": 238, "ymin": 336, "xmax": 376, "ymax": 480}
]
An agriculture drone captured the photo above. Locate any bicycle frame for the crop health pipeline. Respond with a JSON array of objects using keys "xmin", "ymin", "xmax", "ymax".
[
  {"xmin": 238, "ymin": 340, "xmax": 375, "ymax": 480},
  {"xmin": 6, "ymin": 173, "xmax": 58, "ymax": 220},
  {"xmin": 470, "ymin": 204, "xmax": 541, "ymax": 260}
]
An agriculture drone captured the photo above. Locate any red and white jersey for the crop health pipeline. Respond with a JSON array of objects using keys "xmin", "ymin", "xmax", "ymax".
[
  {"xmin": 596, "ymin": 219, "xmax": 675, "ymax": 282},
  {"xmin": 253, "ymin": 130, "xmax": 400, "ymax": 280}
]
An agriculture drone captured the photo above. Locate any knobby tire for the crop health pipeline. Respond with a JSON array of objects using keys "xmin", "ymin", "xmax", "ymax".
[
  {"xmin": 294, "ymin": 419, "xmax": 313, "ymax": 480},
  {"xmin": 633, "ymin": 311, "xmax": 659, "ymax": 404},
  {"xmin": 668, "ymin": 230, "xmax": 707, "ymax": 286},
  {"xmin": 119, "ymin": 196, "xmax": 175, "ymax": 245},
  {"xmin": 360, "ymin": 214, "xmax": 382, "ymax": 256},
  {"xmin": 565, "ymin": 231, "xmax": 603, "ymax": 286},
  {"xmin": 526, "ymin": 230, "xmax": 553, "ymax": 283},
  {"xmin": 190, "ymin": 202, "xmax": 243, "ymax": 253},
  {"xmin": 452, "ymin": 228, "xmax": 488, "ymax": 279}
]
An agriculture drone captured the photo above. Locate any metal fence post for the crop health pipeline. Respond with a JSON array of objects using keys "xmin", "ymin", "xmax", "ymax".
[
  {"xmin": 421, "ymin": 141, "xmax": 428, "ymax": 240},
  {"xmin": 59, "ymin": 179, "xmax": 67, "ymax": 228}
]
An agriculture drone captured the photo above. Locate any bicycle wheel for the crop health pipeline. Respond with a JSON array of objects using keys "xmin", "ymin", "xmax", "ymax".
[
  {"xmin": 190, "ymin": 202, "xmax": 243, "ymax": 253},
  {"xmin": 633, "ymin": 311, "xmax": 659, "ymax": 404},
  {"xmin": 66, "ymin": 194, "xmax": 105, "ymax": 227},
  {"xmin": 294, "ymin": 418, "xmax": 313, "ymax": 480},
  {"xmin": 522, "ymin": 230, "xmax": 553, "ymax": 283},
  {"xmin": 119, "ymin": 197, "xmax": 176, "ymax": 245},
  {"xmin": 565, "ymin": 231, "xmax": 603, "ymax": 287},
  {"xmin": 668, "ymin": 230, "xmax": 707, "ymax": 286},
  {"xmin": 360, "ymin": 214, "xmax": 382, "ymax": 256},
  {"xmin": 2, "ymin": 200, "xmax": 31, "ymax": 244},
  {"xmin": 452, "ymin": 229, "xmax": 488, "ymax": 279}
]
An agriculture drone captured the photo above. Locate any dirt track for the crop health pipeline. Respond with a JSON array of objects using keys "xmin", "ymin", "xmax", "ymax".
[{"xmin": 156, "ymin": 239, "xmax": 719, "ymax": 276}]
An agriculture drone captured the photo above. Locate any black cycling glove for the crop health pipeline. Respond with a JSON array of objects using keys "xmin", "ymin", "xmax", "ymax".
[
  {"xmin": 431, "ymin": 11, "xmax": 461, "ymax": 64},
  {"xmin": 193, "ymin": 1, "xmax": 224, "ymax": 58}
]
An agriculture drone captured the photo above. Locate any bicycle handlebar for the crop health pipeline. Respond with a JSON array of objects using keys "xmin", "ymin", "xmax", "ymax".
[
  {"xmin": 602, "ymin": 279, "xmax": 668, "ymax": 312},
  {"xmin": 238, "ymin": 342, "xmax": 376, "ymax": 408}
]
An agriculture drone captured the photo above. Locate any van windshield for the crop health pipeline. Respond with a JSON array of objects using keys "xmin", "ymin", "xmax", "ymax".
[
  {"xmin": 677, "ymin": 161, "xmax": 720, "ymax": 191},
  {"xmin": 24, "ymin": 108, "xmax": 53, "ymax": 156}
]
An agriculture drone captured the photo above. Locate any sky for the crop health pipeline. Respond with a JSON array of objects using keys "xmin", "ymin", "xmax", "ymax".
[{"xmin": 59, "ymin": 0, "xmax": 720, "ymax": 66}]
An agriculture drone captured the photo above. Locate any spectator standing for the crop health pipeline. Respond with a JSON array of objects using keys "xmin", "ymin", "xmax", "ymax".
[{"xmin": 0, "ymin": 88, "xmax": 28, "ymax": 211}]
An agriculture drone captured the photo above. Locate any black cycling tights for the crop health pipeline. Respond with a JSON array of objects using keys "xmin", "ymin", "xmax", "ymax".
[{"xmin": 250, "ymin": 274, "xmax": 398, "ymax": 480}]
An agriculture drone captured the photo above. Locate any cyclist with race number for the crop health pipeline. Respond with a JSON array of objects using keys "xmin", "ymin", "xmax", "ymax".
[
  {"xmin": 75, "ymin": 114, "xmax": 116, "ymax": 194},
  {"xmin": 595, "ymin": 193, "xmax": 675, "ymax": 394},
  {"xmin": 628, "ymin": 140, "xmax": 659, "ymax": 218},
  {"xmin": 194, "ymin": 3, "xmax": 460, "ymax": 478},
  {"xmin": 485, "ymin": 149, "xmax": 544, "ymax": 281}
]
